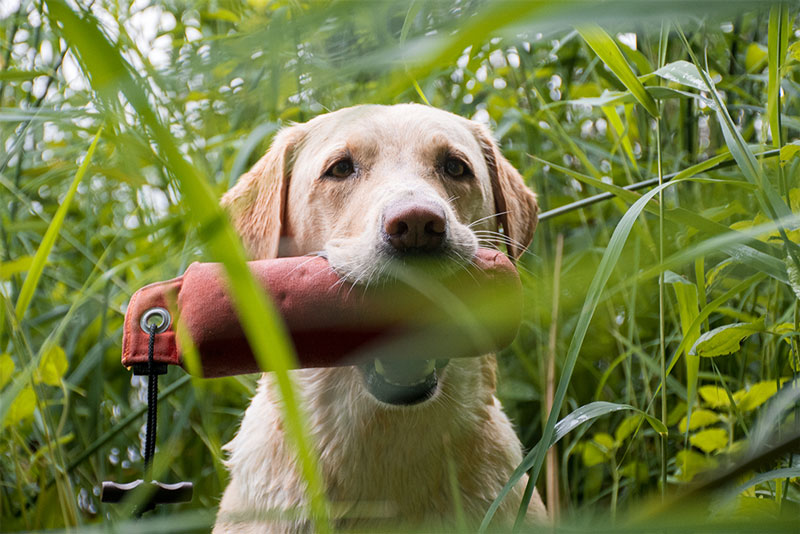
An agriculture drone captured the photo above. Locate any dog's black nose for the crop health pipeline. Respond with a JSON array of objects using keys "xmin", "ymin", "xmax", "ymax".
[{"xmin": 383, "ymin": 202, "xmax": 446, "ymax": 253}]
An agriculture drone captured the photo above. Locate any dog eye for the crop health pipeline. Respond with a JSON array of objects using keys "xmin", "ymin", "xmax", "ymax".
[
  {"xmin": 325, "ymin": 158, "xmax": 355, "ymax": 179},
  {"xmin": 444, "ymin": 157, "xmax": 470, "ymax": 178}
]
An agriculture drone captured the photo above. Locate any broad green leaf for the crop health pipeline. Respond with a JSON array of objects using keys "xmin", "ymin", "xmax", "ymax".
[
  {"xmin": 577, "ymin": 24, "xmax": 659, "ymax": 118},
  {"xmin": 689, "ymin": 427, "xmax": 729, "ymax": 453},
  {"xmin": 699, "ymin": 385, "xmax": 733, "ymax": 409},
  {"xmin": 0, "ymin": 256, "xmax": 33, "ymax": 279},
  {"xmin": 571, "ymin": 86, "xmax": 711, "ymax": 108},
  {"xmin": 615, "ymin": 413, "xmax": 645, "ymax": 442},
  {"xmin": 652, "ymin": 60, "xmax": 707, "ymax": 91},
  {"xmin": 0, "ymin": 354, "xmax": 14, "ymax": 388},
  {"xmin": 780, "ymin": 142, "xmax": 800, "ymax": 167},
  {"xmin": 771, "ymin": 322, "xmax": 797, "ymax": 346},
  {"xmin": 581, "ymin": 432, "xmax": 616, "ymax": 466},
  {"xmin": 3, "ymin": 387, "xmax": 36, "ymax": 428},
  {"xmin": 745, "ymin": 43, "xmax": 768, "ymax": 72},
  {"xmin": 15, "ymin": 129, "xmax": 102, "ymax": 321},
  {"xmin": 37, "ymin": 345, "xmax": 68, "ymax": 387},
  {"xmin": 689, "ymin": 321, "xmax": 765, "ymax": 357},
  {"xmin": 736, "ymin": 379, "xmax": 788, "ymax": 412},
  {"xmin": 679, "ymin": 408, "xmax": 720, "ymax": 433},
  {"xmin": 789, "ymin": 41, "xmax": 800, "ymax": 62},
  {"xmin": 675, "ymin": 449, "xmax": 718, "ymax": 482}
]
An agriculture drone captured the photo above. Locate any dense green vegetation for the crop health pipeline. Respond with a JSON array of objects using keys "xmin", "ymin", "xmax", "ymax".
[{"xmin": 1, "ymin": 0, "xmax": 799, "ymax": 532}]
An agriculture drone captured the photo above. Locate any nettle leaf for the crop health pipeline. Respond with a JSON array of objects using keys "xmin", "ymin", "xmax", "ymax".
[
  {"xmin": 736, "ymin": 379, "xmax": 788, "ymax": 412},
  {"xmin": 690, "ymin": 427, "xmax": 729, "ymax": 453},
  {"xmin": 37, "ymin": 345, "xmax": 68, "ymax": 386},
  {"xmin": 689, "ymin": 321, "xmax": 765, "ymax": 357},
  {"xmin": 580, "ymin": 432, "xmax": 616, "ymax": 467},
  {"xmin": 675, "ymin": 449, "xmax": 719, "ymax": 482},
  {"xmin": 3, "ymin": 387, "xmax": 36, "ymax": 428},
  {"xmin": 780, "ymin": 142, "xmax": 800, "ymax": 167},
  {"xmin": 771, "ymin": 322, "xmax": 797, "ymax": 345},
  {"xmin": 698, "ymin": 385, "xmax": 733, "ymax": 409},
  {"xmin": 678, "ymin": 408, "xmax": 720, "ymax": 432},
  {"xmin": 0, "ymin": 354, "xmax": 14, "ymax": 389}
]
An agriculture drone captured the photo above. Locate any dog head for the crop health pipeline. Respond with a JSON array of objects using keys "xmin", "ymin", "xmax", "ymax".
[{"xmin": 222, "ymin": 104, "xmax": 538, "ymax": 405}]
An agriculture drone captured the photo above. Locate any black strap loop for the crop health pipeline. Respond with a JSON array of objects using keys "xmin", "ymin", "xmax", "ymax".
[{"xmin": 144, "ymin": 322, "xmax": 158, "ymax": 476}]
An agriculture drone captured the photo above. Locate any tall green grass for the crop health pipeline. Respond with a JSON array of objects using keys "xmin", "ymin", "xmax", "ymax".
[{"xmin": 1, "ymin": 1, "xmax": 798, "ymax": 532}]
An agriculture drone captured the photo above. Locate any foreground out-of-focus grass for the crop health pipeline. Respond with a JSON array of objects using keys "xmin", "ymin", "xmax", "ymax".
[{"xmin": 1, "ymin": 0, "xmax": 799, "ymax": 532}]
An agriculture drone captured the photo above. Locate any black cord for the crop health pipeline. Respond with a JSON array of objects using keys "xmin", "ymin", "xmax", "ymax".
[{"xmin": 144, "ymin": 322, "xmax": 158, "ymax": 477}]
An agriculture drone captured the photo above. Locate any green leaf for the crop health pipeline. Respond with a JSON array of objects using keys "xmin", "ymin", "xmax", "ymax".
[
  {"xmin": 678, "ymin": 408, "xmax": 720, "ymax": 432},
  {"xmin": 577, "ymin": 24, "xmax": 659, "ymax": 118},
  {"xmin": 652, "ymin": 60, "xmax": 706, "ymax": 91},
  {"xmin": 689, "ymin": 321, "xmax": 765, "ymax": 357},
  {"xmin": 780, "ymin": 141, "xmax": 800, "ymax": 167},
  {"xmin": 581, "ymin": 432, "xmax": 616, "ymax": 466},
  {"xmin": 0, "ymin": 256, "xmax": 33, "ymax": 279},
  {"xmin": 745, "ymin": 43, "xmax": 768, "ymax": 72},
  {"xmin": 736, "ymin": 379, "xmax": 787, "ymax": 412},
  {"xmin": 14, "ymin": 128, "xmax": 102, "ymax": 321},
  {"xmin": 3, "ymin": 387, "xmax": 36, "ymax": 428},
  {"xmin": 689, "ymin": 427, "xmax": 729, "ymax": 453},
  {"xmin": 619, "ymin": 461, "xmax": 649, "ymax": 482},
  {"xmin": 675, "ymin": 449, "xmax": 719, "ymax": 481},
  {"xmin": 789, "ymin": 41, "xmax": 800, "ymax": 62},
  {"xmin": 699, "ymin": 385, "xmax": 733, "ymax": 409},
  {"xmin": 0, "ymin": 354, "xmax": 14, "ymax": 389},
  {"xmin": 37, "ymin": 345, "xmax": 68, "ymax": 387},
  {"xmin": 615, "ymin": 413, "xmax": 645, "ymax": 442}
]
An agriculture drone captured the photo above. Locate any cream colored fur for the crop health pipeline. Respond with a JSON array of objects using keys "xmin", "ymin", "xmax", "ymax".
[{"xmin": 213, "ymin": 104, "xmax": 546, "ymax": 532}]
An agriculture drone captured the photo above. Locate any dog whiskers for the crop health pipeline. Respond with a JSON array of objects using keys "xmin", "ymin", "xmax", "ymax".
[{"xmin": 467, "ymin": 211, "xmax": 509, "ymax": 229}]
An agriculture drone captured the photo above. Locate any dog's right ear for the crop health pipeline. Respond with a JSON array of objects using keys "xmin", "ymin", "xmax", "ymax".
[{"xmin": 221, "ymin": 127, "xmax": 303, "ymax": 259}]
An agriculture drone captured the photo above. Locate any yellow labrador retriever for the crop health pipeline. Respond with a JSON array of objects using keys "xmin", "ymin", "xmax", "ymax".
[{"xmin": 213, "ymin": 104, "xmax": 545, "ymax": 532}]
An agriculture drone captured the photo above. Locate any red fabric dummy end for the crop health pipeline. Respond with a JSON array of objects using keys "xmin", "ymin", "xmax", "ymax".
[{"xmin": 121, "ymin": 249, "xmax": 522, "ymax": 377}]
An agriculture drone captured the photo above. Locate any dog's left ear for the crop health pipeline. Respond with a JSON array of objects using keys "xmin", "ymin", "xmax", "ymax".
[{"xmin": 474, "ymin": 125, "xmax": 539, "ymax": 260}]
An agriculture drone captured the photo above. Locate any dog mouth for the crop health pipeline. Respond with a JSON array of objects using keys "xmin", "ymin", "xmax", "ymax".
[{"xmin": 360, "ymin": 359, "xmax": 448, "ymax": 406}]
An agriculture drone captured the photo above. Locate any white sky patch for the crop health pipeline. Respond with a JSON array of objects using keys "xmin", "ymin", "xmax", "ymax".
[
  {"xmin": 617, "ymin": 32, "xmax": 637, "ymax": 50},
  {"xmin": 471, "ymin": 108, "xmax": 490, "ymax": 127},
  {"xmin": 62, "ymin": 50, "xmax": 88, "ymax": 91},
  {"xmin": 138, "ymin": 184, "xmax": 171, "ymax": 220},
  {"xmin": 124, "ymin": 2, "xmax": 176, "ymax": 71},
  {"xmin": 0, "ymin": 0, "xmax": 20, "ymax": 18}
]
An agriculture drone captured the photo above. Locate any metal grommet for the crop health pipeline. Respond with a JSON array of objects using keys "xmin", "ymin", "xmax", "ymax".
[{"xmin": 140, "ymin": 307, "xmax": 171, "ymax": 334}]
